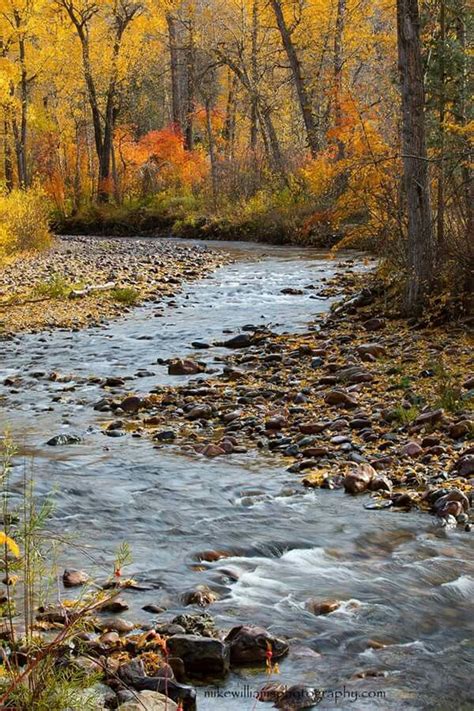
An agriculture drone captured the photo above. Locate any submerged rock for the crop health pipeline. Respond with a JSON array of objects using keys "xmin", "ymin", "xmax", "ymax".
[{"xmin": 46, "ymin": 434, "xmax": 82, "ymax": 446}]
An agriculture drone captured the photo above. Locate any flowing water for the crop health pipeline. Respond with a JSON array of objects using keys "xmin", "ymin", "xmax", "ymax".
[{"xmin": 0, "ymin": 240, "xmax": 472, "ymax": 711}]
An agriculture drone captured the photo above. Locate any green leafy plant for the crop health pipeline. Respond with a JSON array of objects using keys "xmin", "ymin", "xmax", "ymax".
[
  {"xmin": 110, "ymin": 286, "xmax": 140, "ymax": 305},
  {"xmin": 32, "ymin": 274, "xmax": 72, "ymax": 299},
  {"xmin": 0, "ymin": 436, "xmax": 131, "ymax": 710},
  {"xmin": 392, "ymin": 405, "xmax": 420, "ymax": 425}
]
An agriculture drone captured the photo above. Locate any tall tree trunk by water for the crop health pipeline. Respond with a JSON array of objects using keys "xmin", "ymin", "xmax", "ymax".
[
  {"xmin": 454, "ymin": 2, "xmax": 473, "ymax": 267},
  {"xmin": 167, "ymin": 14, "xmax": 183, "ymax": 134},
  {"xmin": 12, "ymin": 11, "xmax": 29, "ymax": 188},
  {"xmin": 250, "ymin": 0, "xmax": 259, "ymax": 153},
  {"xmin": 397, "ymin": 0, "xmax": 434, "ymax": 314},
  {"xmin": 436, "ymin": 0, "xmax": 446, "ymax": 255},
  {"xmin": 333, "ymin": 0, "xmax": 346, "ymax": 160},
  {"xmin": 270, "ymin": 0, "xmax": 319, "ymax": 157},
  {"xmin": 184, "ymin": 15, "xmax": 195, "ymax": 151}
]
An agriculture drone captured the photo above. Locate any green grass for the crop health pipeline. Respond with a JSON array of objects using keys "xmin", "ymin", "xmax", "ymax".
[
  {"xmin": 110, "ymin": 286, "xmax": 140, "ymax": 305},
  {"xmin": 392, "ymin": 405, "xmax": 420, "ymax": 425},
  {"xmin": 32, "ymin": 274, "xmax": 72, "ymax": 299}
]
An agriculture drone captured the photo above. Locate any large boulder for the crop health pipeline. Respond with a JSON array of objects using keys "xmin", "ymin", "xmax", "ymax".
[{"xmin": 166, "ymin": 635, "xmax": 230, "ymax": 679}]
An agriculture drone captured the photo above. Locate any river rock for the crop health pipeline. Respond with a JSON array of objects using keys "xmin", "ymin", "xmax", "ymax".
[
  {"xmin": 307, "ymin": 599, "xmax": 340, "ymax": 615},
  {"xmin": 166, "ymin": 635, "xmax": 230, "ymax": 679},
  {"xmin": 171, "ymin": 613, "xmax": 218, "ymax": 638},
  {"xmin": 433, "ymin": 489, "xmax": 470, "ymax": 517},
  {"xmin": 265, "ymin": 415, "xmax": 286, "ymax": 430},
  {"xmin": 343, "ymin": 463, "xmax": 376, "ymax": 494},
  {"xmin": 99, "ymin": 597, "xmax": 129, "ymax": 613},
  {"xmin": 199, "ymin": 443, "xmax": 226, "ymax": 457},
  {"xmin": 363, "ymin": 317, "xmax": 385, "ymax": 331},
  {"xmin": 46, "ymin": 434, "xmax": 82, "ymax": 446},
  {"xmin": 357, "ymin": 343, "xmax": 386, "ymax": 358},
  {"xmin": 98, "ymin": 617, "xmax": 135, "ymax": 634},
  {"xmin": 451, "ymin": 454, "xmax": 474, "ymax": 477},
  {"xmin": 225, "ymin": 625, "xmax": 289, "ymax": 665},
  {"xmin": 414, "ymin": 409, "xmax": 444, "ymax": 427},
  {"xmin": 117, "ymin": 659, "xmax": 196, "ymax": 709},
  {"xmin": 369, "ymin": 475, "xmax": 393, "ymax": 493},
  {"xmin": 186, "ymin": 404, "xmax": 212, "ymax": 420},
  {"xmin": 120, "ymin": 396, "xmax": 143, "ymax": 414},
  {"xmin": 118, "ymin": 691, "xmax": 178, "ymax": 711},
  {"xmin": 299, "ymin": 422, "xmax": 326, "ymax": 434},
  {"xmin": 218, "ymin": 334, "xmax": 253, "ymax": 349},
  {"xmin": 275, "ymin": 685, "xmax": 324, "ymax": 710},
  {"xmin": 325, "ymin": 390, "xmax": 358, "ymax": 408},
  {"xmin": 449, "ymin": 421, "xmax": 472, "ymax": 440},
  {"xmin": 168, "ymin": 359, "xmax": 205, "ymax": 375},
  {"xmin": 402, "ymin": 441, "xmax": 423, "ymax": 458},
  {"xmin": 182, "ymin": 585, "xmax": 219, "ymax": 607},
  {"xmin": 62, "ymin": 569, "xmax": 90, "ymax": 588}
]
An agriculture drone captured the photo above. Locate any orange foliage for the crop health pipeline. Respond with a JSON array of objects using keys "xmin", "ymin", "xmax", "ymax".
[
  {"xmin": 117, "ymin": 125, "xmax": 209, "ymax": 194},
  {"xmin": 301, "ymin": 93, "xmax": 396, "ymax": 246}
]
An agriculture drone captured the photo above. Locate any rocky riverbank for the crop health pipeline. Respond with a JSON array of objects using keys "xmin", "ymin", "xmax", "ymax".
[
  {"xmin": 95, "ymin": 271, "xmax": 473, "ymax": 528},
  {"xmin": 0, "ymin": 236, "xmax": 230, "ymax": 334}
]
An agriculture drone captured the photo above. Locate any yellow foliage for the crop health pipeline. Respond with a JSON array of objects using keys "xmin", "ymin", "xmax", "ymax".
[
  {"xmin": 0, "ymin": 531, "xmax": 20, "ymax": 558},
  {"xmin": 0, "ymin": 187, "xmax": 53, "ymax": 260}
]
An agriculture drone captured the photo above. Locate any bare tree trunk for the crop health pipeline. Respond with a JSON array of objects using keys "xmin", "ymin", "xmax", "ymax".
[
  {"xmin": 12, "ymin": 11, "xmax": 29, "ymax": 188},
  {"xmin": 167, "ymin": 13, "xmax": 182, "ymax": 133},
  {"xmin": 250, "ymin": 0, "xmax": 259, "ymax": 153},
  {"xmin": 270, "ymin": 0, "xmax": 319, "ymax": 156},
  {"xmin": 454, "ymin": 3, "xmax": 473, "ymax": 249},
  {"xmin": 259, "ymin": 106, "xmax": 285, "ymax": 177},
  {"xmin": 436, "ymin": 0, "xmax": 446, "ymax": 254},
  {"xmin": 205, "ymin": 98, "xmax": 218, "ymax": 210},
  {"xmin": 184, "ymin": 15, "xmax": 195, "ymax": 151},
  {"xmin": 3, "ymin": 121, "xmax": 13, "ymax": 192},
  {"xmin": 397, "ymin": 0, "xmax": 434, "ymax": 314},
  {"xmin": 223, "ymin": 71, "xmax": 237, "ymax": 159},
  {"xmin": 333, "ymin": 0, "xmax": 346, "ymax": 160}
]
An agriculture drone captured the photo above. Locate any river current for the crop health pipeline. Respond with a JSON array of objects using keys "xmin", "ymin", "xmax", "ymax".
[{"xmin": 0, "ymin": 240, "xmax": 472, "ymax": 710}]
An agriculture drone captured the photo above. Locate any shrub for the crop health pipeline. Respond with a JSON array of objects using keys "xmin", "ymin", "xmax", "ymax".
[
  {"xmin": 110, "ymin": 286, "xmax": 140, "ymax": 305},
  {"xmin": 0, "ymin": 187, "xmax": 53, "ymax": 260},
  {"xmin": 32, "ymin": 274, "xmax": 72, "ymax": 299}
]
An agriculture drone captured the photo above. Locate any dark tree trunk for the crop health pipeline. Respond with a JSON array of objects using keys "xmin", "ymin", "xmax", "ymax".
[
  {"xmin": 12, "ymin": 11, "xmax": 29, "ymax": 188},
  {"xmin": 333, "ymin": 0, "xmax": 346, "ymax": 160},
  {"xmin": 3, "ymin": 121, "xmax": 13, "ymax": 192},
  {"xmin": 167, "ymin": 14, "xmax": 183, "ymax": 133},
  {"xmin": 397, "ymin": 0, "xmax": 434, "ymax": 314},
  {"xmin": 250, "ymin": 0, "xmax": 259, "ymax": 152},
  {"xmin": 454, "ymin": 4, "xmax": 473, "ymax": 252},
  {"xmin": 223, "ymin": 71, "xmax": 237, "ymax": 158},
  {"xmin": 205, "ymin": 98, "xmax": 218, "ymax": 209},
  {"xmin": 270, "ymin": 0, "xmax": 319, "ymax": 156},
  {"xmin": 436, "ymin": 0, "xmax": 446, "ymax": 254},
  {"xmin": 184, "ymin": 17, "xmax": 195, "ymax": 151}
]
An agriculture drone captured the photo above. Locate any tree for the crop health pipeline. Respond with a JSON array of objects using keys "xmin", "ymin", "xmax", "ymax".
[
  {"xmin": 269, "ymin": 0, "xmax": 319, "ymax": 157},
  {"xmin": 55, "ymin": 0, "xmax": 143, "ymax": 201},
  {"xmin": 397, "ymin": 0, "xmax": 434, "ymax": 314}
]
